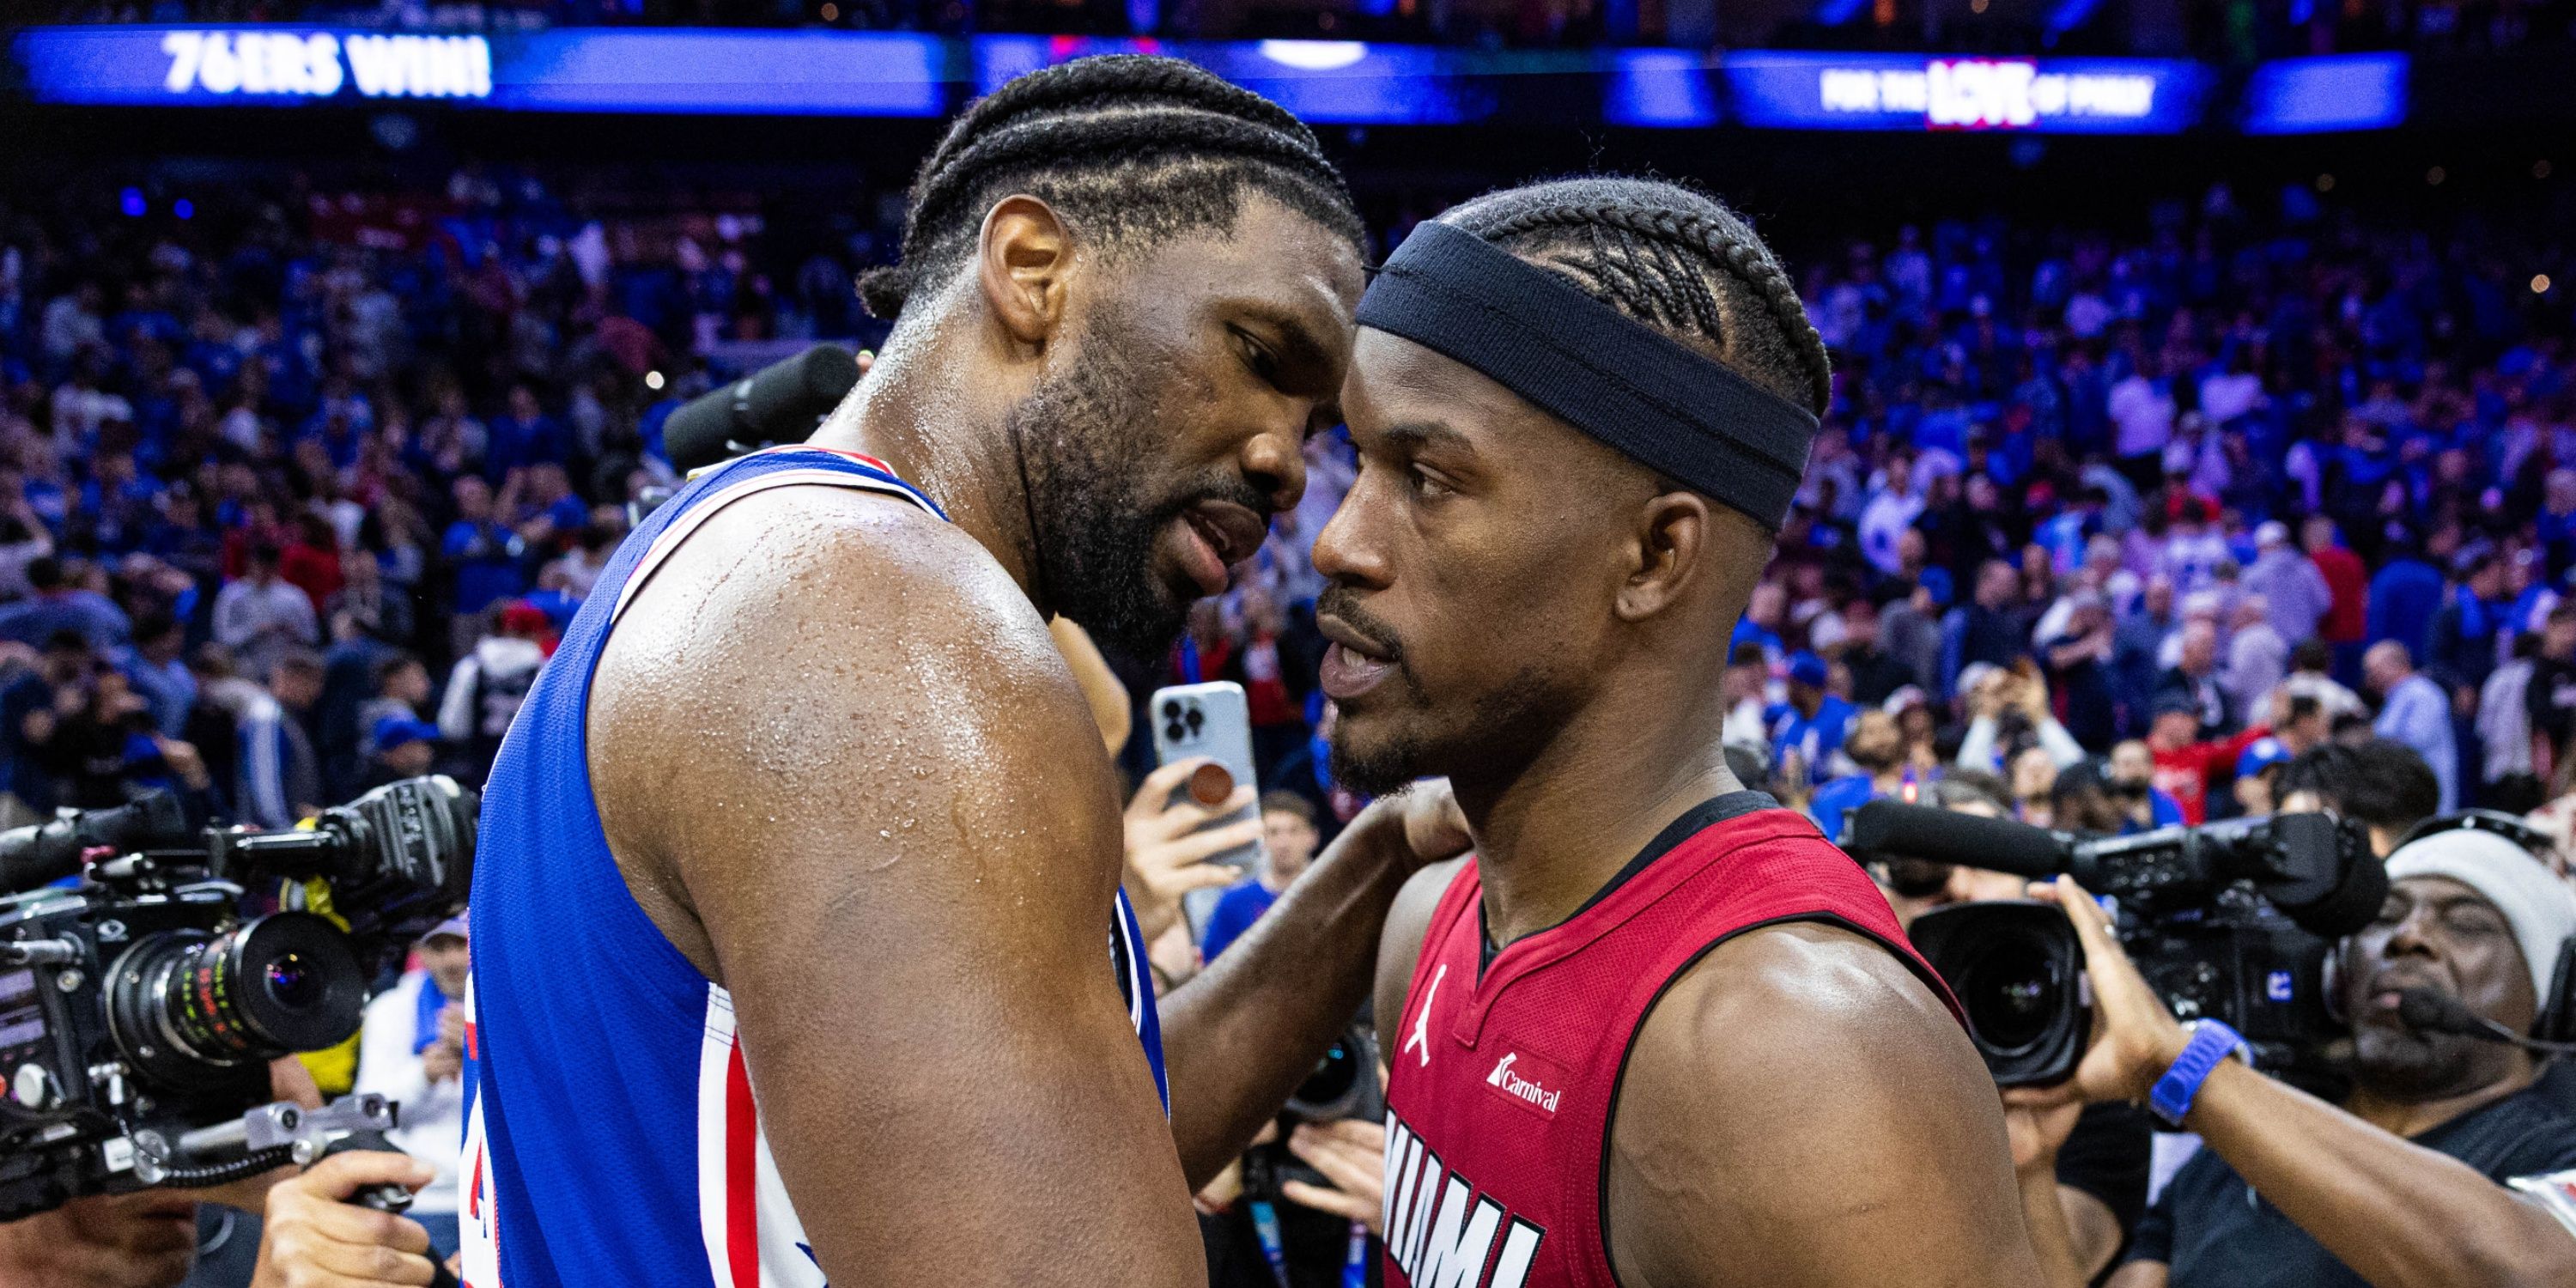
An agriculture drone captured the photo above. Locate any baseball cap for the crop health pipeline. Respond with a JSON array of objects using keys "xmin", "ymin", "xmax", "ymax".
[
  {"xmin": 2236, "ymin": 736, "xmax": 2292, "ymax": 779},
  {"xmin": 422, "ymin": 913, "xmax": 468, "ymax": 945},
  {"xmin": 500, "ymin": 600, "xmax": 553, "ymax": 638},
  {"xmin": 2152, "ymin": 690, "xmax": 2202, "ymax": 720},
  {"xmin": 1918, "ymin": 568, "xmax": 1955, "ymax": 608},
  {"xmin": 2255, "ymin": 520, "xmax": 2290, "ymax": 548},
  {"xmin": 1788, "ymin": 651, "xmax": 1830, "ymax": 688},
  {"xmin": 374, "ymin": 715, "xmax": 441, "ymax": 753}
]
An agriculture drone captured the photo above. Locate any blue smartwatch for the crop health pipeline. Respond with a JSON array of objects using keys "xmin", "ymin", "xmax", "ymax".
[{"xmin": 2148, "ymin": 1019, "xmax": 2250, "ymax": 1127}]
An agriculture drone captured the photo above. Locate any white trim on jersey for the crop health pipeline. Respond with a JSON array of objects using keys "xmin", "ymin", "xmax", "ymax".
[{"xmin": 697, "ymin": 986, "xmax": 827, "ymax": 1288}]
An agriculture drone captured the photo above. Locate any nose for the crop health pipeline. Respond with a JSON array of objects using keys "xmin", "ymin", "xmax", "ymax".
[
  {"xmin": 2382, "ymin": 905, "xmax": 2444, "ymax": 963},
  {"xmin": 1240, "ymin": 412, "xmax": 1309, "ymax": 518},
  {"xmin": 1311, "ymin": 465, "xmax": 1389, "ymax": 592}
]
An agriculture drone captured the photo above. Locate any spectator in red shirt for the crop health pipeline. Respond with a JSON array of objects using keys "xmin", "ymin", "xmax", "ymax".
[
  {"xmin": 2306, "ymin": 514, "xmax": 2370, "ymax": 683},
  {"xmin": 278, "ymin": 512, "xmax": 344, "ymax": 617},
  {"xmin": 2144, "ymin": 691, "xmax": 2272, "ymax": 823}
]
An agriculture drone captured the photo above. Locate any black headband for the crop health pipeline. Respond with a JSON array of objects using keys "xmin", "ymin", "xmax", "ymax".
[{"xmin": 1353, "ymin": 220, "xmax": 1821, "ymax": 531}]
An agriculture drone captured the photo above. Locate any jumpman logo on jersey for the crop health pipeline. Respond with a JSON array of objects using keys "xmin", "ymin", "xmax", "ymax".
[{"xmin": 1405, "ymin": 964, "xmax": 1447, "ymax": 1067}]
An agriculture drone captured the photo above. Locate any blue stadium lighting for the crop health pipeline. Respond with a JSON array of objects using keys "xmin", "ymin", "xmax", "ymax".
[
  {"xmin": 2241, "ymin": 53, "xmax": 2409, "ymax": 134},
  {"xmin": 173, "ymin": 197, "xmax": 193, "ymax": 220},
  {"xmin": 119, "ymin": 187, "xmax": 144, "ymax": 217},
  {"xmin": 1813, "ymin": 0, "xmax": 1873, "ymax": 25},
  {"xmin": 2, "ymin": 25, "xmax": 2405, "ymax": 134},
  {"xmin": 1255, "ymin": 39, "xmax": 1370, "ymax": 70}
]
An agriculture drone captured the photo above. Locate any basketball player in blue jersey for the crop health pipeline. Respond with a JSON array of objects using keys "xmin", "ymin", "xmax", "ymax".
[{"xmin": 461, "ymin": 56, "xmax": 1467, "ymax": 1288}]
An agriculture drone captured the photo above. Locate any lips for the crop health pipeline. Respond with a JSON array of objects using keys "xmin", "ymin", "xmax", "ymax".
[
  {"xmin": 1173, "ymin": 501, "xmax": 1267, "ymax": 597},
  {"xmin": 1317, "ymin": 615, "xmax": 1400, "ymax": 701}
]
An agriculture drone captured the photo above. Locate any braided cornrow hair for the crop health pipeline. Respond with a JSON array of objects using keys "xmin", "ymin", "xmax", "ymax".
[
  {"xmin": 859, "ymin": 55, "xmax": 1364, "ymax": 319},
  {"xmin": 1438, "ymin": 177, "xmax": 1832, "ymax": 416}
]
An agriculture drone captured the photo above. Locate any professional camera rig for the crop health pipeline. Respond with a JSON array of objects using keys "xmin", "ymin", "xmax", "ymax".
[
  {"xmin": 0, "ymin": 775, "xmax": 475, "ymax": 1219},
  {"xmin": 1844, "ymin": 801, "xmax": 2387, "ymax": 1094}
]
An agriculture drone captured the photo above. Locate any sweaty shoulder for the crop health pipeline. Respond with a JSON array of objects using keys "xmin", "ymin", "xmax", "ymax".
[
  {"xmin": 588, "ymin": 483, "xmax": 1119, "ymax": 980},
  {"xmin": 1606, "ymin": 921, "xmax": 2040, "ymax": 1288}
]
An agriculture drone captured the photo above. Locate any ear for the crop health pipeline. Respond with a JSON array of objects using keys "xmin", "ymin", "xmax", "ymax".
[
  {"xmin": 1614, "ymin": 491, "xmax": 1711, "ymax": 623},
  {"xmin": 975, "ymin": 195, "xmax": 1075, "ymax": 349}
]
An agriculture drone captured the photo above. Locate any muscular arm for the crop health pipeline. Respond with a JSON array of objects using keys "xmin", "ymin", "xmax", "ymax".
[
  {"xmin": 1606, "ymin": 924, "xmax": 2046, "ymax": 1288},
  {"xmin": 591, "ymin": 489, "xmax": 1201, "ymax": 1287},
  {"xmin": 1162, "ymin": 792, "xmax": 1467, "ymax": 1189}
]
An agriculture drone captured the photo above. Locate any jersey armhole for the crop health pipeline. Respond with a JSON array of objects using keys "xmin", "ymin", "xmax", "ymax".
[{"xmin": 1592, "ymin": 912, "xmax": 1951, "ymax": 1288}]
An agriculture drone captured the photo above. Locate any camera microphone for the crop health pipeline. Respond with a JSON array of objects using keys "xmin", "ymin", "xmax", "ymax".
[
  {"xmin": 2394, "ymin": 987, "xmax": 2576, "ymax": 1054},
  {"xmin": 1843, "ymin": 800, "xmax": 2075, "ymax": 878},
  {"xmin": 663, "ymin": 344, "xmax": 860, "ymax": 474}
]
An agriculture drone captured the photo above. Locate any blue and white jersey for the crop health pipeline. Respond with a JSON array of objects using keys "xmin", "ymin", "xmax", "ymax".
[{"xmin": 459, "ymin": 446, "xmax": 1166, "ymax": 1288}]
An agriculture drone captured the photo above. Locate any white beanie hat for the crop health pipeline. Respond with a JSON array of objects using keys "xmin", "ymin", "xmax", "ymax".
[{"xmin": 2384, "ymin": 829, "xmax": 2576, "ymax": 1000}]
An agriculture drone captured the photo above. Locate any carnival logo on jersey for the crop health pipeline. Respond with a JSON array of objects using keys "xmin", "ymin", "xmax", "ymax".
[
  {"xmin": 1380, "ymin": 1112, "xmax": 1544, "ymax": 1288},
  {"xmin": 1482, "ymin": 1053, "xmax": 1561, "ymax": 1117}
]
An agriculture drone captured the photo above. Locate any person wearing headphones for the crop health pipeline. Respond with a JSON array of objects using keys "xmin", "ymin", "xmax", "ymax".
[{"xmin": 2010, "ymin": 820, "xmax": 2576, "ymax": 1287}]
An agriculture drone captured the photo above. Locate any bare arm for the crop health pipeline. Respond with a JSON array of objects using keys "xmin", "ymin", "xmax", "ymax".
[
  {"xmin": 592, "ymin": 489, "xmax": 1201, "ymax": 1287},
  {"xmin": 1606, "ymin": 923, "xmax": 2046, "ymax": 1288},
  {"xmin": 1160, "ymin": 787, "xmax": 1468, "ymax": 1188},
  {"xmin": 2173, "ymin": 1061, "xmax": 2576, "ymax": 1288}
]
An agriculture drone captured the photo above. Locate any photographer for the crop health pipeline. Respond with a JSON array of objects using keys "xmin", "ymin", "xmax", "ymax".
[{"xmin": 2010, "ymin": 824, "xmax": 2576, "ymax": 1288}]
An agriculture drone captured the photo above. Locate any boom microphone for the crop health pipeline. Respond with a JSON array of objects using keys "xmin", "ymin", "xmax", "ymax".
[
  {"xmin": 1843, "ymin": 799, "xmax": 2075, "ymax": 878},
  {"xmin": 664, "ymin": 344, "xmax": 861, "ymax": 473},
  {"xmin": 2395, "ymin": 987, "xmax": 2576, "ymax": 1054}
]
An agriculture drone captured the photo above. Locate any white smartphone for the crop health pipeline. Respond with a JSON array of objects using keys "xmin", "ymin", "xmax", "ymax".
[{"xmin": 1149, "ymin": 682, "xmax": 1267, "ymax": 939}]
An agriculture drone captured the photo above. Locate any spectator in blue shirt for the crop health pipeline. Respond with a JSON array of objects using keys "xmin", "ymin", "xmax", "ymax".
[
  {"xmin": 2366, "ymin": 544, "xmax": 2446, "ymax": 661},
  {"xmin": 442, "ymin": 476, "xmax": 527, "ymax": 621},
  {"xmin": 2367, "ymin": 641, "xmax": 2459, "ymax": 811},
  {"xmin": 1806, "ymin": 710, "xmax": 1911, "ymax": 842},
  {"xmin": 0, "ymin": 557, "xmax": 131, "ymax": 653},
  {"xmin": 484, "ymin": 384, "xmax": 573, "ymax": 483},
  {"xmin": 1768, "ymin": 651, "xmax": 1859, "ymax": 780},
  {"xmin": 1201, "ymin": 792, "xmax": 1322, "ymax": 962}
]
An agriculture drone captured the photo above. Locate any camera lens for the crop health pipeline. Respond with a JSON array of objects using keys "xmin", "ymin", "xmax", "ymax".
[
  {"xmin": 265, "ymin": 952, "xmax": 321, "ymax": 1010},
  {"xmin": 1959, "ymin": 930, "xmax": 2063, "ymax": 1055},
  {"xmin": 108, "ymin": 912, "xmax": 366, "ymax": 1073}
]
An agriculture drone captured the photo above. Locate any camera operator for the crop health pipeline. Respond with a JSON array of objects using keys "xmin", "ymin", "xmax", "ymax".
[
  {"xmin": 1868, "ymin": 776, "xmax": 2155, "ymax": 1285},
  {"xmin": 2010, "ymin": 824, "xmax": 2576, "ymax": 1288}
]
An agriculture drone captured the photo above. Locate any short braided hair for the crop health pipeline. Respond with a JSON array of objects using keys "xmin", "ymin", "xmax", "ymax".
[
  {"xmin": 1437, "ymin": 177, "xmax": 1832, "ymax": 416},
  {"xmin": 859, "ymin": 55, "xmax": 1364, "ymax": 319}
]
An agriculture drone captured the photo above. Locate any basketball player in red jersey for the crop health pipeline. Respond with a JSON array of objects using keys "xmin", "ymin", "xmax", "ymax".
[{"xmin": 1316, "ymin": 179, "xmax": 2047, "ymax": 1287}]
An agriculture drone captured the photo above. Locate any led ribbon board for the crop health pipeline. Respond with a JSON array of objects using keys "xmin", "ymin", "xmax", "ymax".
[{"xmin": 1724, "ymin": 52, "xmax": 2211, "ymax": 133}]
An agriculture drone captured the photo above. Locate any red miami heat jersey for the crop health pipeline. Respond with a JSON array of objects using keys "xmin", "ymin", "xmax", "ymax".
[{"xmin": 1378, "ymin": 793, "xmax": 1960, "ymax": 1288}]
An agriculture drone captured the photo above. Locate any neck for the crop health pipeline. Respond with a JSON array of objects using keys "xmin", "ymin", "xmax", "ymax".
[
  {"xmin": 804, "ymin": 325, "xmax": 1046, "ymax": 610},
  {"xmin": 2345, "ymin": 1060, "xmax": 2535, "ymax": 1138},
  {"xmin": 1457, "ymin": 665, "xmax": 1742, "ymax": 948}
]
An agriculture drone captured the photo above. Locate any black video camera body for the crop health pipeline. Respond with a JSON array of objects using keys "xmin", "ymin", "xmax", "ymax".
[
  {"xmin": 0, "ymin": 775, "xmax": 475, "ymax": 1220},
  {"xmin": 1848, "ymin": 802, "xmax": 2385, "ymax": 1095}
]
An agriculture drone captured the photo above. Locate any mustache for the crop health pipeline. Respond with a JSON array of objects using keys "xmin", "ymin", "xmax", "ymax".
[
  {"xmin": 1315, "ymin": 585, "xmax": 1405, "ymax": 661},
  {"xmin": 1151, "ymin": 470, "xmax": 1276, "ymax": 526}
]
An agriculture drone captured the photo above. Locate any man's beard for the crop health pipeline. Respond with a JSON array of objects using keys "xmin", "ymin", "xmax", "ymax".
[
  {"xmin": 1322, "ymin": 586, "xmax": 1565, "ymax": 799},
  {"xmin": 2352, "ymin": 1024, "xmax": 2483, "ymax": 1100},
  {"xmin": 1008, "ymin": 317, "xmax": 1265, "ymax": 659}
]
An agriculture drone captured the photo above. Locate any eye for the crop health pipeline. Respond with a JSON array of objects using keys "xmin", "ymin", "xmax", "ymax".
[
  {"xmin": 1231, "ymin": 327, "xmax": 1283, "ymax": 387},
  {"xmin": 1409, "ymin": 464, "xmax": 1455, "ymax": 500}
]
